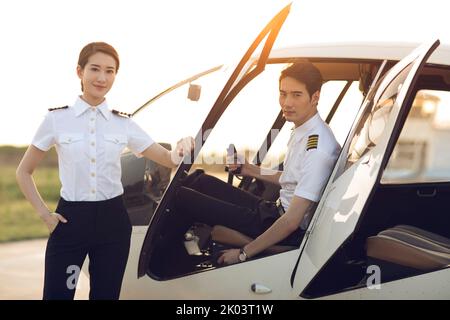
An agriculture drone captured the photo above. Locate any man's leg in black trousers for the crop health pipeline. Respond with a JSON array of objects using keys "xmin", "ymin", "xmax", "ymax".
[
  {"xmin": 186, "ymin": 173, "xmax": 261, "ymax": 209},
  {"xmin": 176, "ymin": 186, "xmax": 263, "ymax": 239}
]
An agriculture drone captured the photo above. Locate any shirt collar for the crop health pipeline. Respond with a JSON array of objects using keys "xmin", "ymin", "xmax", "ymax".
[
  {"xmin": 72, "ymin": 96, "xmax": 111, "ymax": 120},
  {"xmin": 292, "ymin": 113, "xmax": 322, "ymax": 143}
]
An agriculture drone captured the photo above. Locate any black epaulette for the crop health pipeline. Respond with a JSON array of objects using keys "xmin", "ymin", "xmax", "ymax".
[
  {"xmin": 48, "ymin": 105, "xmax": 68, "ymax": 112},
  {"xmin": 306, "ymin": 134, "xmax": 319, "ymax": 151},
  {"xmin": 112, "ymin": 109, "xmax": 132, "ymax": 118}
]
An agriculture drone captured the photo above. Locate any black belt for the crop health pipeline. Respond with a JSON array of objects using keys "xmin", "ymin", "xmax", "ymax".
[{"xmin": 275, "ymin": 198, "xmax": 285, "ymax": 215}]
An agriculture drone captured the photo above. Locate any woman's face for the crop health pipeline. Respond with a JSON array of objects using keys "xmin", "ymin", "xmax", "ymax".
[{"xmin": 77, "ymin": 52, "xmax": 117, "ymax": 104}]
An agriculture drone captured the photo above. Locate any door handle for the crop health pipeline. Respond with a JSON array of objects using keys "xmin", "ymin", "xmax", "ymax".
[
  {"xmin": 251, "ymin": 283, "xmax": 272, "ymax": 294},
  {"xmin": 416, "ymin": 189, "xmax": 437, "ymax": 198},
  {"xmin": 361, "ymin": 154, "xmax": 371, "ymax": 165}
]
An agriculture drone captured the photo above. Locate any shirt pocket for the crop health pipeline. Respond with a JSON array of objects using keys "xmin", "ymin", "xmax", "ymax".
[
  {"xmin": 58, "ymin": 133, "xmax": 84, "ymax": 162},
  {"xmin": 104, "ymin": 134, "xmax": 127, "ymax": 163}
]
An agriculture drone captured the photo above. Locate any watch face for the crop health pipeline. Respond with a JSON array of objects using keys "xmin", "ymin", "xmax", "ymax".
[{"xmin": 238, "ymin": 252, "xmax": 246, "ymax": 262}]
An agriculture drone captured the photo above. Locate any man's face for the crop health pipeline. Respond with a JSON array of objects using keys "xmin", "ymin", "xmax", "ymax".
[
  {"xmin": 279, "ymin": 76, "xmax": 320, "ymax": 127},
  {"xmin": 77, "ymin": 52, "xmax": 116, "ymax": 103}
]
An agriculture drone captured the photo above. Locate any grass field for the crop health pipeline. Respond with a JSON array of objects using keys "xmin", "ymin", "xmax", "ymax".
[{"xmin": 0, "ymin": 146, "xmax": 60, "ymax": 242}]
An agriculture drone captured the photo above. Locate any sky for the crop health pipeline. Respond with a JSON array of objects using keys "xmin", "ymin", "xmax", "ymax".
[{"xmin": 1, "ymin": 0, "xmax": 449, "ymax": 146}]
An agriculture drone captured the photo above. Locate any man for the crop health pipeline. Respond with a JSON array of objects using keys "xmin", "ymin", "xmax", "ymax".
[{"xmin": 176, "ymin": 62, "xmax": 340, "ymax": 265}]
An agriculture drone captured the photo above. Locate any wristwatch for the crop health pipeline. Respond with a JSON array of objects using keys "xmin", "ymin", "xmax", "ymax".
[{"xmin": 238, "ymin": 248, "xmax": 248, "ymax": 262}]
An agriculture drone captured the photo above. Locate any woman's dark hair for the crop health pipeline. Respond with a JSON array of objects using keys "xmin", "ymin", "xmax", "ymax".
[
  {"xmin": 78, "ymin": 42, "xmax": 120, "ymax": 91},
  {"xmin": 279, "ymin": 61, "xmax": 323, "ymax": 97}
]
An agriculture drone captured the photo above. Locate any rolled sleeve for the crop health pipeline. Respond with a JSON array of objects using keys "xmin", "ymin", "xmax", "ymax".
[
  {"xmin": 127, "ymin": 119, "xmax": 154, "ymax": 156},
  {"xmin": 294, "ymin": 150, "xmax": 336, "ymax": 202},
  {"xmin": 31, "ymin": 113, "xmax": 55, "ymax": 151}
]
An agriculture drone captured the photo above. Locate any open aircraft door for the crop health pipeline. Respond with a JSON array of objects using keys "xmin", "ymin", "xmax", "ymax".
[{"xmin": 138, "ymin": 3, "xmax": 292, "ymax": 278}]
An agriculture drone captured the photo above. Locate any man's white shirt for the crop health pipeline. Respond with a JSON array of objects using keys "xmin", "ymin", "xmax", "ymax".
[
  {"xmin": 32, "ymin": 97, "xmax": 154, "ymax": 201},
  {"xmin": 279, "ymin": 113, "xmax": 340, "ymax": 229}
]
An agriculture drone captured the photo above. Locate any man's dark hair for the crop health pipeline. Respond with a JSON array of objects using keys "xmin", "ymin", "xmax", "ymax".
[{"xmin": 279, "ymin": 62, "xmax": 323, "ymax": 97}]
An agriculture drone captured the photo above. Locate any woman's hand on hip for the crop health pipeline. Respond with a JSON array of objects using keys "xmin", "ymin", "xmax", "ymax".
[{"xmin": 42, "ymin": 212, "xmax": 68, "ymax": 233}]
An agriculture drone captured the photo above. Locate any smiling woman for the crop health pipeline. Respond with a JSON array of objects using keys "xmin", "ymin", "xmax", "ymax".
[{"xmin": 14, "ymin": 41, "xmax": 195, "ymax": 300}]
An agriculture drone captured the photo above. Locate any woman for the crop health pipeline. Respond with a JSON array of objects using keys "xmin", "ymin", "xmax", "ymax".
[{"xmin": 16, "ymin": 42, "xmax": 194, "ymax": 300}]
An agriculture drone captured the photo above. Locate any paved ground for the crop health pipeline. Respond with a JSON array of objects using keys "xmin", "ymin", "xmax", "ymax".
[{"xmin": 0, "ymin": 239, "xmax": 89, "ymax": 300}]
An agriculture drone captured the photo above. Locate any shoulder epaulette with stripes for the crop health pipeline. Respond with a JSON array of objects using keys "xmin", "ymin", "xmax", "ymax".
[
  {"xmin": 306, "ymin": 134, "xmax": 319, "ymax": 151},
  {"xmin": 48, "ymin": 106, "xmax": 68, "ymax": 112},
  {"xmin": 112, "ymin": 109, "xmax": 132, "ymax": 118}
]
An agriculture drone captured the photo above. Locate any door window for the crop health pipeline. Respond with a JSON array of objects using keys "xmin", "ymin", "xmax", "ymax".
[
  {"xmin": 382, "ymin": 89, "xmax": 450, "ymax": 183},
  {"xmin": 343, "ymin": 63, "xmax": 413, "ymax": 172}
]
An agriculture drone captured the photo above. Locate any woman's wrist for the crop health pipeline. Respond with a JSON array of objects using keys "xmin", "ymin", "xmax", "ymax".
[{"xmin": 39, "ymin": 210, "xmax": 52, "ymax": 221}]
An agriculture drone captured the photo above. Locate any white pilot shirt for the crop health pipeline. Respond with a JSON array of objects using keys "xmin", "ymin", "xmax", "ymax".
[
  {"xmin": 31, "ymin": 97, "xmax": 154, "ymax": 201},
  {"xmin": 279, "ymin": 113, "xmax": 340, "ymax": 229}
]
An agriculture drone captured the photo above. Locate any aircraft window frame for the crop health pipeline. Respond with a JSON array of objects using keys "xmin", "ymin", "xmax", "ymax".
[
  {"xmin": 140, "ymin": 4, "xmax": 293, "ymax": 280},
  {"xmin": 340, "ymin": 63, "xmax": 414, "ymax": 173}
]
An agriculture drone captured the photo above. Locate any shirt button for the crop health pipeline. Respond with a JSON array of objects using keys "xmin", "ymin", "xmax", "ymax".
[
  {"xmin": 90, "ymin": 118, "xmax": 95, "ymax": 121},
  {"xmin": 91, "ymin": 189, "xmax": 96, "ymax": 194},
  {"xmin": 90, "ymin": 130, "xmax": 95, "ymax": 134},
  {"xmin": 91, "ymin": 173, "xmax": 96, "ymax": 177},
  {"xmin": 91, "ymin": 142, "xmax": 95, "ymax": 147},
  {"xmin": 91, "ymin": 158, "xmax": 96, "ymax": 163}
]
